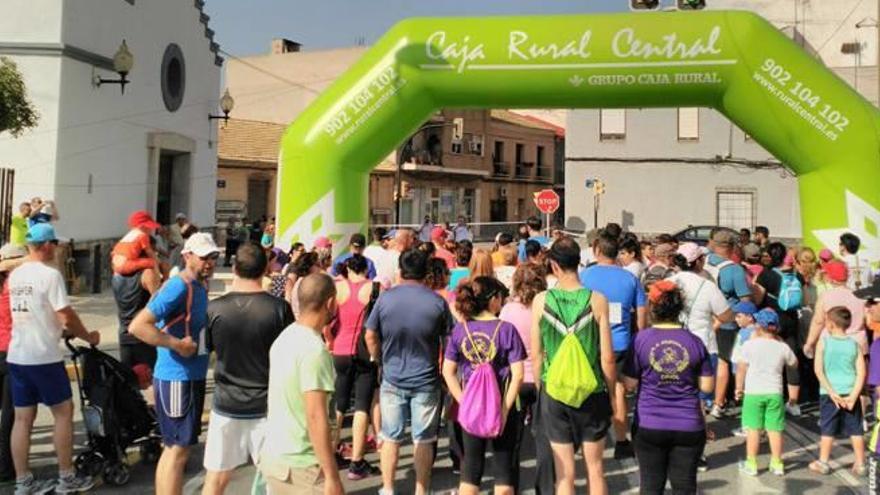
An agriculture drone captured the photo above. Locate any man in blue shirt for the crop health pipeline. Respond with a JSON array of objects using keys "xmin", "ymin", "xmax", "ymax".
[
  {"xmin": 518, "ymin": 216, "xmax": 551, "ymax": 262},
  {"xmin": 130, "ymin": 232, "xmax": 218, "ymax": 495},
  {"xmin": 705, "ymin": 229, "xmax": 752, "ymax": 419},
  {"xmin": 579, "ymin": 231, "xmax": 646, "ymax": 460},
  {"xmin": 365, "ymin": 249, "xmax": 454, "ymax": 495},
  {"xmin": 329, "ymin": 233, "xmax": 377, "ymax": 279}
]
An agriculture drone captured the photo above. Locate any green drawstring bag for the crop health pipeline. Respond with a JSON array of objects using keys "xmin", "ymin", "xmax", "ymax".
[{"xmin": 546, "ymin": 331, "xmax": 598, "ymax": 407}]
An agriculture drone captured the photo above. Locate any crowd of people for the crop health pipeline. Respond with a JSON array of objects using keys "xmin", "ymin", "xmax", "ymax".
[{"xmin": 3, "ymin": 210, "xmax": 880, "ymax": 494}]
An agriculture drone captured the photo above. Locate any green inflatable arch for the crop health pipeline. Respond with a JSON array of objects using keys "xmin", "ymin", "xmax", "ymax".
[{"xmin": 276, "ymin": 10, "xmax": 880, "ymax": 260}]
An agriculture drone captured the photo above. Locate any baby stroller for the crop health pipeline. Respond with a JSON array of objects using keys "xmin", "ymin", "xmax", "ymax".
[{"xmin": 65, "ymin": 339, "xmax": 162, "ymax": 486}]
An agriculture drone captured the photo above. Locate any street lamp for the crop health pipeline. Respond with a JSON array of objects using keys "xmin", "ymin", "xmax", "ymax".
[
  {"xmin": 94, "ymin": 40, "xmax": 134, "ymax": 94},
  {"xmin": 209, "ymin": 89, "xmax": 235, "ymax": 124}
]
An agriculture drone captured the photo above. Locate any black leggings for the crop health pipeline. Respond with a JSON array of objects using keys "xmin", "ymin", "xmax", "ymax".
[
  {"xmin": 634, "ymin": 427, "xmax": 706, "ymax": 495},
  {"xmin": 460, "ymin": 407, "xmax": 523, "ymax": 488},
  {"xmin": 333, "ymin": 355, "xmax": 376, "ymax": 414},
  {"xmin": 0, "ymin": 353, "xmax": 13, "ymax": 479}
]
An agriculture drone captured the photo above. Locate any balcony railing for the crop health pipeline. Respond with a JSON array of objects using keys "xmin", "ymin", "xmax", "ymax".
[
  {"xmin": 493, "ymin": 161, "xmax": 510, "ymax": 176},
  {"xmin": 535, "ymin": 166, "xmax": 553, "ymax": 181},
  {"xmin": 515, "ymin": 162, "xmax": 534, "ymax": 178}
]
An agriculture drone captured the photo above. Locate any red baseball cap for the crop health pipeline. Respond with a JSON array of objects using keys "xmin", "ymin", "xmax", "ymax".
[
  {"xmin": 128, "ymin": 210, "xmax": 160, "ymax": 230},
  {"xmin": 431, "ymin": 226, "xmax": 447, "ymax": 242},
  {"xmin": 823, "ymin": 260, "xmax": 848, "ymax": 283}
]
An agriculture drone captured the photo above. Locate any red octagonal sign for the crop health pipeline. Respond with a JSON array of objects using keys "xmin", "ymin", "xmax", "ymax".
[{"xmin": 533, "ymin": 189, "xmax": 560, "ymax": 215}]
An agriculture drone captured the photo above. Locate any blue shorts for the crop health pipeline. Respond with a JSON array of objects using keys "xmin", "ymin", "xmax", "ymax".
[
  {"xmin": 379, "ymin": 382, "xmax": 440, "ymax": 444},
  {"xmin": 820, "ymin": 394, "xmax": 864, "ymax": 438},
  {"xmin": 9, "ymin": 362, "xmax": 72, "ymax": 408},
  {"xmin": 155, "ymin": 379, "xmax": 206, "ymax": 447},
  {"xmin": 699, "ymin": 353, "xmax": 719, "ymax": 404}
]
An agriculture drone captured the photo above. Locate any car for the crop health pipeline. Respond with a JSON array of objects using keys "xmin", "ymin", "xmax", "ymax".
[{"xmin": 671, "ymin": 226, "xmax": 741, "ymax": 246}]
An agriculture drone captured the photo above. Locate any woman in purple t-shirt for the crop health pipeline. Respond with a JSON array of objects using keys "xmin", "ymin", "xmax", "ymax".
[
  {"xmin": 442, "ymin": 276, "xmax": 526, "ymax": 495},
  {"xmin": 623, "ymin": 281, "xmax": 715, "ymax": 495}
]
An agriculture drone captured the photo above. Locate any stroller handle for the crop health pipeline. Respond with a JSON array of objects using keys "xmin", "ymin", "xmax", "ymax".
[{"xmin": 64, "ymin": 336, "xmax": 79, "ymax": 354}]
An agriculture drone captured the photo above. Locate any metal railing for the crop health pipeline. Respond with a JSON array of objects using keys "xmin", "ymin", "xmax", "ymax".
[{"xmin": 493, "ymin": 161, "xmax": 510, "ymax": 176}]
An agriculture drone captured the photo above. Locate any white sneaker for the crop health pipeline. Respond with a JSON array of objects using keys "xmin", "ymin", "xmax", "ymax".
[
  {"xmin": 710, "ymin": 404, "xmax": 724, "ymax": 419},
  {"xmin": 785, "ymin": 403, "xmax": 802, "ymax": 417}
]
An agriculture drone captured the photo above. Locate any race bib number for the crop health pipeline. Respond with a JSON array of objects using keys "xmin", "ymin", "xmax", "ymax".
[{"xmin": 609, "ymin": 303, "xmax": 623, "ymax": 325}]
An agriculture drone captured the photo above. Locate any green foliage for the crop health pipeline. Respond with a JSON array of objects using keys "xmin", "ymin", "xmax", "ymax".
[{"xmin": 0, "ymin": 56, "xmax": 38, "ymax": 137}]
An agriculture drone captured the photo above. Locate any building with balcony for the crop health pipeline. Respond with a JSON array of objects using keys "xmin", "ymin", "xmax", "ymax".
[{"xmin": 223, "ymin": 40, "xmax": 565, "ymax": 233}]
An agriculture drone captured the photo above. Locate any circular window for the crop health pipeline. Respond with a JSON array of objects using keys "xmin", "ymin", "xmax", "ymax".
[{"xmin": 161, "ymin": 44, "xmax": 186, "ymax": 112}]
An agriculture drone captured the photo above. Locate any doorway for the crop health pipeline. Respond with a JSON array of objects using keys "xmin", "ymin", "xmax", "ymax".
[
  {"xmin": 156, "ymin": 152, "xmax": 191, "ymax": 226},
  {"xmin": 247, "ymin": 177, "xmax": 271, "ymax": 221}
]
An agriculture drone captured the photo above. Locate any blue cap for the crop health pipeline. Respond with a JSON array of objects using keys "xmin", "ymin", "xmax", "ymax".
[
  {"xmin": 382, "ymin": 229, "xmax": 397, "ymax": 240},
  {"xmin": 26, "ymin": 223, "xmax": 57, "ymax": 244},
  {"xmin": 754, "ymin": 308, "xmax": 780, "ymax": 329},
  {"xmin": 732, "ymin": 301, "xmax": 758, "ymax": 316}
]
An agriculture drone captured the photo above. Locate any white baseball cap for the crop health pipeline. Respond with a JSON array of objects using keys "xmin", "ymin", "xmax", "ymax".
[{"xmin": 181, "ymin": 233, "xmax": 219, "ymax": 257}]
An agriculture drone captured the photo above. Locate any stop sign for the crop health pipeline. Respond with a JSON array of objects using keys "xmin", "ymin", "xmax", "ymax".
[{"xmin": 533, "ymin": 189, "xmax": 560, "ymax": 214}]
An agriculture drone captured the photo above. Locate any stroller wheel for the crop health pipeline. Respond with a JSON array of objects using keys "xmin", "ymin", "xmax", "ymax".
[
  {"xmin": 75, "ymin": 451, "xmax": 105, "ymax": 478},
  {"xmin": 140, "ymin": 440, "xmax": 162, "ymax": 464},
  {"xmin": 104, "ymin": 463, "xmax": 131, "ymax": 486}
]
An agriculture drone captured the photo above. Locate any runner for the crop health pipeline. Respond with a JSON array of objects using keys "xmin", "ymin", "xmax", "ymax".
[
  {"xmin": 442, "ymin": 276, "xmax": 525, "ymax": 494},
  {"xmin": 518, "ymin": 217, "xmax": 550, "ymax": 262},
  {"xmin": 579, "ymin": 231, "xmax": 646, "ymax": 459},
  {"xmin": 0, "ymin": 243, "xmax": 26, "ymax": 484},
  {"xmin": 202, "ymin": 243, "xmax": 293, "ymax": 495},
  {"xmin": 330, "ymin": 233, "xmax": 377, "ymax": 280},
  {"xmin": 705, "ymin": 229, "xmax": 753, "ymax": 418},
  {"xmin": 329, "ymin": 254, "xmax": 381, "ymax": 480},
  {"xmin": 839, "ymin": 233, "xmax": 873, "ymax": 291},
  {"xmin": 365, "ymin": 249, "xmax": 454, "ymax": 495},
  {"xmin": 624, "ymin": 281, "xmax": 715, "ymax": 494},
  {"xmin": 531, "ymin": 237, "xmax": 615, "ymax": 495},
  {"xmin": 259, "ymin": 274, "xmax": 344, "ymax": 495},
  {"xmin": 669, "ymin": 242, "xmax": 734, "ymax": 431},
  {"xmin": 755, "ymin": 242, "xmax": 805, "ymax": 416},
  {"xmin": 129, "ymin": 233, "xmax": 218, "ymax": 495},
  {"xmin": 431, "ymin": 227, "xmax": 456, "ymax": 269},
  {"xmin": 499, "ymin": 263, "xmax": 553, "ymax": 494},
  {"xmin": 9, "ymin": 224, "xmax": 99, "ymax": 494}
]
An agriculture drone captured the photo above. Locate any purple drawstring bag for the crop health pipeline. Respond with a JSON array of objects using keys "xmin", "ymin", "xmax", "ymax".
[{"xmin": 457, "ymin": 322, "xmax": 503, "ymax": 439}]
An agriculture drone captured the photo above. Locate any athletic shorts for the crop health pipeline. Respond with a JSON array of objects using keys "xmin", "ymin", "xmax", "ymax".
[
  {"xmin": 741, "ymin": 394, "xmax": 785, "ymax": 432},
  {"xmin": 203, "ymin": 411, "xmax": 266, "ymax": 471},
  {"xmin": 155, "ymin": 379, "xmax": 206, "ymax": 447},
  {"xmin": 819, "ymin": 395, "xmax": 864, "ymax": 438},
  {"xmin": 333, "ymin": 355, "xmax": 377, "ymax": 414},
  {"xmin": 699, "ymin": 353, "xmax": 719, "ymax": 404},
  {"xmin": 717, "ymin": 330, "xmax": 737, "ymax": 363},
  {"xmin": 9, "ymin": 362, "xmax": 72, "ymax": 408},
  {"xmin": 541, "ymin": 388, "xmax": 611, "ymax": 445}
]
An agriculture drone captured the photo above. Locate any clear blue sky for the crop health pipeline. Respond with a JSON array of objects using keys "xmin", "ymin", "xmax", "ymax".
[{"xmin": 206, "ymin": 0, "xmax": 625, "ymax": 56}]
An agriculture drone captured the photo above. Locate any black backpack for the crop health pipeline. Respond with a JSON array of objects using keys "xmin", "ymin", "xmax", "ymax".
[{"xmin": 354, "ymin": 281, "xmax": 382, "ymax": 366}]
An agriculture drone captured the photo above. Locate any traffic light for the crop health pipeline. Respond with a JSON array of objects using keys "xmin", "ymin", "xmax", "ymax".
[
  {"xmin": 630, "ymin": 0, "xmax": 660, "ymax": 10},
  {"xmin": 677, "ymin": 0, "xmax": 706, "ymax": 10},
  {"xmin": 452, "ymin": 117, "xmax": 464, "ymax": 141}
]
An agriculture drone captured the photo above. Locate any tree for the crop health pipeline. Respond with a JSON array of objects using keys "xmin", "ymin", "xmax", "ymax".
[{"xmin": 0, "ymin": 56, "xmax": 38, "ymax": 137}]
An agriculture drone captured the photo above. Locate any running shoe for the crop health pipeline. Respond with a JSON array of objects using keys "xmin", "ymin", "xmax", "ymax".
[
  {"xmin": 13, "ymin": 475, "xmax": 55, "ymax": 495},
  {"xmin": 769, "ymin": 458, "xmax": 785, "ymax": 476},
  {"xmin": 54, "ymin": 473, "xmax": 94, "ymax": 494},
  {"xmin": 697, "ymin": 455, "xmax": 708, "ymax": 472},
  {"xmin": 710, "ymin": 404, "xmax": 725, "ymax": 419},
  {"xmin": 347, "ymin": 459, "xmax": 380, "ymax": 480},
  {"xmin": 853, "ymin": 464, "xmax": 867, "ymax": 476},
  {"xmin": 732, "ymin": 427, "xmax": 747, "ymax": 438},
  {"xmin": 809, "ymin": 460, "xmax": 831, "ymax": 475},
  {"xmin": 738, "ymin": 459, "xmax": 758, "ymax": 476},
  {"xmin": 785, "ymin": 403, "xmax": 802, "ymax": 417},
  {"xmin": 613, "ymin": 440, "xmax": 635, "ymax": 460}
]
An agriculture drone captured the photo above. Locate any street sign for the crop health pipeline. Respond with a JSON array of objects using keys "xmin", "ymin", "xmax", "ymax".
[{"xmin": 533, "ymin": 189, "xmax": 560, "ymax": 214}]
